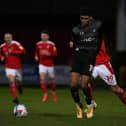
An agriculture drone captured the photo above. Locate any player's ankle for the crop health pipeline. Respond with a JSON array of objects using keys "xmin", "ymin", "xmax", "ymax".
[
  {"xmin": 76, "ymin": 102, "xmax": 83, "ymax": 108},
  {"xmin": 52, "ymin": 91, "xmax": 56, "ymax": 96},
  {"xmin": 43, "ymin": 93, "xmax": 48, "ymax": 96}
]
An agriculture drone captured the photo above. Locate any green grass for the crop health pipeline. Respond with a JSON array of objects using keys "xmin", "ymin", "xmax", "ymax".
[{"xmin": 0, "ymin": 87, "xmax": 126, "ymax": 126}]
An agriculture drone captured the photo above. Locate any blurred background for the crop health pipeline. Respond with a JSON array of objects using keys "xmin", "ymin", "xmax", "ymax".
[{"xmin": 0, "ymin": 0, "xmax": 126, "ymax": 86}]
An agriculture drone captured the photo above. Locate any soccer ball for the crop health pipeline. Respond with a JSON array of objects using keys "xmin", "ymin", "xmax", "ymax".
[{"xmin": 13, "ymin": 104, "xmax": 28, "ymax": 117}]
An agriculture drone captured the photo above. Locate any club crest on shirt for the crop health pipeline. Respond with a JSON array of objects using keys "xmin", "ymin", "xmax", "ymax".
[{"xmin": 47, "ymin": 45, "xmax": 50, "ymax": 48}]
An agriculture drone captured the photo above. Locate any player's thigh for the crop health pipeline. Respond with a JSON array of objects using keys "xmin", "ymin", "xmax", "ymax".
[
  {"xmin": 47, "ymin": 66, "xmax": 55, "ymax": 79},
  {"xmin": 15, "ymin": 70, "xmax": 22, "ymax": 81},
  {"xmin": 71, "ymin": 59, "xmax": 81, "ymax": 74},
  {"xmin": 70, "ymin": 72, "xmax": 80, "ymax": 87},
  {"xmin": 39, "ymin": 65, "xmax": 47, "ymax": 80},
  {"xmin": 80, "ymin": 64, "xmax": 94, "ymax": 76},
  {"xmin": 97, "ymin": 64, "xmax": 117, "ymax": 86},
  {"xmin": 5, "ymin": 68, "xmax": 16, "ymax": 82}
]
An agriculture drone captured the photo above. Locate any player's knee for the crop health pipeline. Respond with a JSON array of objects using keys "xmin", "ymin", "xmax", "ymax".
[
  {"xmin": 40, "ymin": 73, "xmax": 46, "ymax": 81},
  {"xmin": 111, "ymin": 86, "xmax": 123, "ymax": 94},
  {"xmin": 80, "ymin": 76, "xmax": 90, "ymax": 88},
  {"xmin": 80, "ymin": 82, "xmax": 89, "ymax": 89},
  {"xmin": 70, "ymin": 79, "xmax": 78, "ymax": 87},
  {"xmin": 111, "ymin": 87, "xmax": 117, "ymax": 93},
  {"xmin": 70, "ymin": 77, "xmax": 78, "ymax": 87},
  {"xmin": 9, "ymin": 80, "xmax": 15, "ymax": 84},
  {"xmin": 49, "ymin": 75, "xmax": 55, "ymax": 80},
  {"xmin": 7, "ymin": 75, "xmax": 15, "ymax": 83}
]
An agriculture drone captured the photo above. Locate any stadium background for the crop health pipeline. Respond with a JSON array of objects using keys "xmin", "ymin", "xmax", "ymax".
[{"xmin": 0, "ymin": 0, "xmax": 126, "ymax": 85}]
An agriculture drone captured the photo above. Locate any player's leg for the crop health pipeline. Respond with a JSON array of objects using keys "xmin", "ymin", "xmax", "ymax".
[
  {"xmin": 70, "ymin": 72, "xmax": 83, "ymax": 119},
  {"xmin": 87, "ymin": 83, "xmax": 97, "ymax": 108},
  {"xmin": 87, "ymin": 66, "xmax": 99, "ymax": 108},
  {"xmin": 81, "ymin": 75, "xmax": 92, "ymax": 105},
  {"xmin": 15, "ymin": 70, "xmax": 23, "ymax": 94},
  {"xmin": 98, "ymin": 62, "xmax": 126, "ymax": 105},
  {"xmin": 5, "ymin": 68, "xmax": 19, "ymax": 104},
  {"xmin": 110, "ymin": 85, "xmax": 126, "ymax": 105},
  {"xmin": 70, "ymin": 59, "xmax": 84, "ymax": 119},
  {"xmin": 39, "ymin": 65, "xmax": 48, "ymax": 102},
  {"xmin": 48, "ymin": 67, "xmax": 57, "ymax": 102},
  {"xmin": 80, "ymin": 75, "xmax": 94, "ymax": 119}
]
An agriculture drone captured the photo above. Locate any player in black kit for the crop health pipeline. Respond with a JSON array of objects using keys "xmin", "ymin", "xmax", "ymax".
[{"xmin": 70, "ymin": 14, "xmax": 102, "ymax": 119}]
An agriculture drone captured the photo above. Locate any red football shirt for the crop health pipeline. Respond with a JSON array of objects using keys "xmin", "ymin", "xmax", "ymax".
[
  {"xmin": 95, "ymin": 40, "xmax": 110, "ymax": 65},
  {"xmin": 0, "ymin": 41, "xmax": 25, "ymax": 69},
  {"xmin": 35, "ymin": 41, "xmax": 57, "ymax": 66}
]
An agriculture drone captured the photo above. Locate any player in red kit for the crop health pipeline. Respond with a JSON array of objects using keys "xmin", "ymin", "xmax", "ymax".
[
  {"xmin": 0, "ymin": 33, "xmax": 25, "ymax": 104},
  {"xmin": 35, "ymin": 30, "xmax": 57, "ymax": 102},
  {"xmin": 87, "ymin": 40, "xmax": 126, "ymax": 109}
]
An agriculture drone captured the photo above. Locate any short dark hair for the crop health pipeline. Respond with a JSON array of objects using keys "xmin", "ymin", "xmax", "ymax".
[
  {"xmin": 41, "ymin": 30, "xmax": 50, "ymax": 36},
  {"xmin": 4, "ymin": 33, "xmax": 13, "ymax": 36}
]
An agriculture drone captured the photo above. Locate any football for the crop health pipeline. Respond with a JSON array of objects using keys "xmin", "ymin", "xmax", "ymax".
[{"xmin": 13, "ymin": 104, "xmax": 28, "ymax": 117}]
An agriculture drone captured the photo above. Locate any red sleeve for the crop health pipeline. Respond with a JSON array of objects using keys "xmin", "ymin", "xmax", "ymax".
[
  {"xmin": 0, "ymin": 52, "xmax": 2, "ymax": 60},
  {"xmin": 34, "ymin": 44, "xmax": 39, "ymax": 58},
  {"xmin": 11, "ymin": 44, "xmax": 25, "ymax": 55},
  {"xmin": 51, "ymin": 44, "xmax": 57, "ymax": 57},
  {"xmin": 0, "ymin": 46, "xmax": 4, "ymax": 61},
  {"xmin": 101, "ymin": 40, "xmax": 106, "ymax": 53}
]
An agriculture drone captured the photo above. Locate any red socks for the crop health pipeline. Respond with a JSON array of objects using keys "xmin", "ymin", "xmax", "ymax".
[
  {"xmin": 88, "ymin": 83, "xmax": 94, "ymax": 101},
  {"xmin": 40, "ymin": 80, "xmax": 56, "ymax": 94},
  {"xmin": 119, "ymin": 92, "xmax": 126, "ymax": 105},
  {"xmin": 51, "ymin": 80, "xmax": 56, "ymax": 92},
  {"xmin": 10, "ymin": 83, "xmax": 17, "ymax": 98},
  {"xmin": 40, "ymin": 80, "xmax": 47, "ymax": 94},
  {"xmin": 118, "ymin": 89, "xmax": 126, "ymax": 105}
]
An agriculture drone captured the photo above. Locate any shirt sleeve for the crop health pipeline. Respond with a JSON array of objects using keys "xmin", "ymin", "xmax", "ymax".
[
  {"xmin": 44, "ymin": 44, "xmax": 57, "ymax": 59},
  {"xmin": 97, "ymin": 22, "xmax": 103, "ymax": 54},
  {"xmin": 34, "ymin": 44, "xmax": 39, "ymax": 59},
  {"xmin": 52, "ymin": 44, "xmax": 57, "ymax": 57},
  {"xmin": 71, "ymin": 29, "xmax": 76, "ymax": 42},
  {"xmin": 11, "ymin": 44, "xmax": 25, "ymax": 55},
  {"xmin": 0, "ymin": 46, "xmax": 4, "ymax": 60}
]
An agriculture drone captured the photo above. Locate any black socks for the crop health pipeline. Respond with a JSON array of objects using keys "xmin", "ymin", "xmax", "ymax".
[
  {"xmin": 71, "ymin": 87, "xmax": 80, "ymax": 104},
  {"xmin": 82, "ymin": 87, "xmax": 92, "ymax": 105}
]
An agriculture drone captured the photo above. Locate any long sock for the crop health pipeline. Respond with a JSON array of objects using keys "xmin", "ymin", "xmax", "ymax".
[
  {"xmin": 116, "ymin": 88, "xmax": 126, "ymax": 105},
  {"xmin": 51, "ymin": 80, "xmax": 56, "ymax": 92},
  {"xmin": 82, "ymin": 87, "xmax": 92, "ymax": 105},
  {"xmin": 71, "ymin": 87, "xmax": 81, "ymax": 106},
  {"xmin": 16, "ymin": 80, "xmax": 23, "ymax": 94},
  {"xmin": 88, "ymin": 83, "xmax": 94, "ymax": 101},
  {"xmin": 10, "ymin": 83, "xmax": 17, "ymax": 98},
  {"xmin": 40, "ymin": 80, "xmax": 47, "ymax": 94}
]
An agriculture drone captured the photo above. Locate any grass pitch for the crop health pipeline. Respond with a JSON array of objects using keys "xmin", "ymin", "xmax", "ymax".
[{"xmin": 0, "ymin": 87, "xmax": 126, "ymax": 126}]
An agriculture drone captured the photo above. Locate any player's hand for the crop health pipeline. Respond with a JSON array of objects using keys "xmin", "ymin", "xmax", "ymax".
[
  {"xmin": 1, "ymin": 56, "xmax": 5, "ymax": 62},
  {"xmin": 69, "ymin": 41, "xmax": 74, "ymax": 48},
  {"xmin": 5, "ymin": 52, "xmax": 10, "ymax": 56},
  {"xmin": 35, "ymin": 56, "xmax": 39, "ymax": 61}
]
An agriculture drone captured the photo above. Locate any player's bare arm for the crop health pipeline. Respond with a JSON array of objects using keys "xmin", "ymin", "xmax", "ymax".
[{"xmin": 69, "ymin": 41, "xmax": 74, "ymax": 48}]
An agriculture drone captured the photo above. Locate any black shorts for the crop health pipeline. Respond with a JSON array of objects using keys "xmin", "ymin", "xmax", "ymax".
[{"xmin": 71, "ymin": 59, "xmax": 94, "ymax": 76}]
